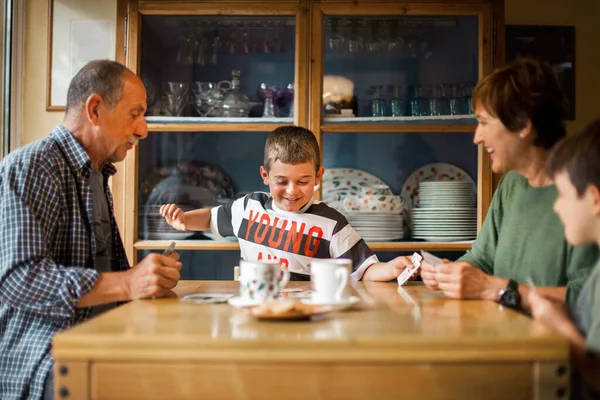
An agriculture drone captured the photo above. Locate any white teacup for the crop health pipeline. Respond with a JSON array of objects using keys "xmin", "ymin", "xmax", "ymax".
[
  {"xmin": 239, "ymin": 260, "xmax": 290, "ymax": 301},
  {"xmin": 310, "ymin": 259, "xmax": 352, "ymax": 304}
]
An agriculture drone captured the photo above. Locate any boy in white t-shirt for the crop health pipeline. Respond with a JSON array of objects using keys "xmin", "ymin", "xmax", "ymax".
[
  {"xmin": 161, "ymin": 125, "xmax": 413, "ymax": 281},
  {"xmin": 529, "ymin": 118, "xmax": 600, "ymax": 398}
]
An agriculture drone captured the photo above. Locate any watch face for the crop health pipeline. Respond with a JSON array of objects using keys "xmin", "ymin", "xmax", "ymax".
[{"xmin": 501, "ymin": 289, "xmax": 519, "ymax": 307}]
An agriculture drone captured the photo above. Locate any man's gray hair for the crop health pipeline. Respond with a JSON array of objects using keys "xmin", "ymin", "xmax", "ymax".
[{"xmin": 65, "ymin": 60, "xmax": 129, "ymax": 115}]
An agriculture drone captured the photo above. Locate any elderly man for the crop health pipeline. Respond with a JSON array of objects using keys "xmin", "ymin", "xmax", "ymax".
[{"xmin": 0, "ymin": 60, "xmax": 181, "ymax": 399}]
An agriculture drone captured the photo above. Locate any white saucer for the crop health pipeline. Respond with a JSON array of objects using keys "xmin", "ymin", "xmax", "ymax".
[
  {"xmin": 301, "ymin": 296, "xmax": 360, "ymax": 311},
  {"xmin": 227, "ymin": 296, "xmax": 262, "ymax": 308}
]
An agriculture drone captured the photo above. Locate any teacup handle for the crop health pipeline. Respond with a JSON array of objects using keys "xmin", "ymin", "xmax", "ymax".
[
  {"xmin": 280, "ymin": 268, "xmax": 290, "ymax": 288},
  {"xmin": 334, "ymin": 267, "xmax": 349, "ymax": 301}
]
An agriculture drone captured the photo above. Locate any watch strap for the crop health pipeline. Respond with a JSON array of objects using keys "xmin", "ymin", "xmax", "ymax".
[{"xmin": 507, "ymin": 279, "xmax": 519, "ymax": 291}]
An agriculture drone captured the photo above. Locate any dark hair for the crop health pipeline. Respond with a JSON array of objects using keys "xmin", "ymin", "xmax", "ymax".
[
  {"xmin": 472, "ymin": 57, "xmax": 568, "ymax": 149},
  {"xmin": 65, "ymin": 60, "xmax": 129, "ymax": 114},
  {"xmin": 264, "ymin": 126, "xmax": 320, "ymax": 172},
  {"xmin": 546, "ymin": 117, "xmax": 600, "ymax": 196}
]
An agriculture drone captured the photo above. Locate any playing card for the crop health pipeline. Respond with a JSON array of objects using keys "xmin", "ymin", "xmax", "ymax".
[
  {"xmin": 182, "ymin": 293, "xmax": 234, "ymax": 304},
  {"xmin": 162, "ymin": 241, "xmax": 176, "ymax": 257},
  {"xmin": 397, "ymin": 252, "xmax": 422, "ymax": 286},
  {"xmin": 420, "ymin": 250, "xmax": 443, "ymax": 266},
  {"xmin": 526, "ymin": 276, "xmax": 537, "ymax": 294}
]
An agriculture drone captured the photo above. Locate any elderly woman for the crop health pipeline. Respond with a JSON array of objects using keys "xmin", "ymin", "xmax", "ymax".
[{"xmin": 419, "ymin": 58, "xmax": 598, "ymax": 310}]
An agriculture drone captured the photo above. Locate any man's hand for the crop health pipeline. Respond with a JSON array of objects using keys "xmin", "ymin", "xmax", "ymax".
[
  {"xmin": 434, "ymin": 261, "xmax": 497, "ymax": 300},
  {"xmin": 420, "ymin": 258, "xmax": 451, "ymax": 291},
  {"xmin": 123, "ymin": 252, "xmax": 182, "ymax": 300},
  {"xmin": 160, "ymin": 204, "xmax": 187, "ymax": 231}
]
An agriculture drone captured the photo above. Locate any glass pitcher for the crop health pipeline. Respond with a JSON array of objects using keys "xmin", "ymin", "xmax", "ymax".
[{"xmin": 220, "ymin": 70, "xmax": 251, "ymax": 118}]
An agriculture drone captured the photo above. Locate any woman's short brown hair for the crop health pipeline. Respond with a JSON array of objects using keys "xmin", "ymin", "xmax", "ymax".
[
  {"xmin": 472, "ymin": 58, "xmax": 568, "ymax": 149},
  {"xmin": 264, "ymin": 126, "xmax": 321, "ymax": 172},
  {"xmin": 546, "ymin": 117, "xmax": 600, "ymax": 196}
]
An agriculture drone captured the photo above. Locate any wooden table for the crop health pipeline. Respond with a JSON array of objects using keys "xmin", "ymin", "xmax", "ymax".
[{"xmin": 52, "ymin": 281, "xmax": 570, "ymax": 400}]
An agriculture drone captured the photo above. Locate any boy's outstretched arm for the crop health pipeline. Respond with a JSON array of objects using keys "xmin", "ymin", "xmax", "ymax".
[
  {"xmin": 160, "ymin": 204, "xmax": 212, "ymax": 231},
  {"xmin": 362, "ymin": 256, "xmax": 415, "ymax": 281},
  {"xmin": 529, "ymin": 292, "xmax": 600, "ymax": 391}
]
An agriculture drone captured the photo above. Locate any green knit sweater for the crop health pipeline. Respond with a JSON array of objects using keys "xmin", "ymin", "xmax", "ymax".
[{"xmin": 459, "ymin": 171, "xmax": 599, "ymax": 306}]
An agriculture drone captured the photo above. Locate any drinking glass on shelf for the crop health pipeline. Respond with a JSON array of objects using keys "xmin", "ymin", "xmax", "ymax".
[
  {"xmin": 367, "ymin": 85, "xmax": 386, "ymax": 117},
  {"xmin": 272, "ymin": 25, "xmax": 283, "ymax": 53},
  {"xmin": 408, "ymin": 85, "xmax": 420, "ymax": 116},
  {"xmin": 163, "ymin": 94, "xmax": 186, "ymax": 116},
  {"xmin": 175, "ymin": 23, "xmax": 194, "ymax": 66},
  {"xmin": 387, "ymin": 19, "xmax": 405, "ymax": 55},
  {"xmin": 262, "ymin": 86, "xmax": 276, "ymax": 117},
  {"xmin": 436, "ymin": 84, "xmax": 451, "ymax": 116},
  {"xmin": 211, "ymin": 29, "xmax": 221, "ymax": 65},
  {"xmin": 428, "ymin": 85, "xmax": 441, "ymax": 116},
  {"xmin": 388, "ymin": 84, "xmax": 406, "ymax": 116},
  {"xmin": 463, "ymin": 83, "xmax": 475, "ymax": 114},
  {"xmin": 346, "ymin": 19, "xmax": 364, "ymax": 53},
  {"xmin": 366, "ymin": 20, "xmax": 386, "ymax": 53},
  {"xmin": 283, "ymin": 83, "xmax": 294, "ymax": 118},
  {"xmin": 163, "ymin": 82, "xmax": 189, "ymax": 98},
  {"xmin": 142, "ymin": 76, "xmax": 157, "ymax": 112},
  {"xmin": 239, "ymin": 29, "xmax": 250, "ymax": 54},
  {"xmin": 257, "ymin": 83, "xmax": 268, "ymax": 102},
  {"xmin": 448, "ymin": 84, "xmax": 463, "ymax": 116},
  {"xmin": 224, "ymin": 32, "xmax": 238, "ymax": 54},
  {"xmin": 194, "ymin": 31, "xmax": 211, "ymax": 66},
  {"xmin": 327, "ymin": 17, "xmax": 345, "ymax": 52},
  {"xmin": 192, "ymin": 82, "xmax": 216, "ymax": 117},
  {"xmin": 410, "ymin": 85, "xmax": 430, "ymax": 116}
]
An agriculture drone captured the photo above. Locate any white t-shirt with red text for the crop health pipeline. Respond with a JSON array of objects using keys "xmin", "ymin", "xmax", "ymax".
[{"xmin": 210, "ymin": 192, "xmax": 378, "ymax": 280}]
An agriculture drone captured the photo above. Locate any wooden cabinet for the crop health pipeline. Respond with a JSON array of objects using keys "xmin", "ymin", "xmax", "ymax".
[{"xmin": 113, "ymin": 0, "xmax": 504, "ymax": 278}]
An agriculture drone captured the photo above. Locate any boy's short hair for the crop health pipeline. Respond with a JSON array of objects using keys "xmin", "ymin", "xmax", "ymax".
[
  {"xmin": 546, "ymin": 117, "xmax": 600, "ymax": 196},
  {"xmin": 264, "ymin": 126, "xmax": 321, "ymax": 172}
]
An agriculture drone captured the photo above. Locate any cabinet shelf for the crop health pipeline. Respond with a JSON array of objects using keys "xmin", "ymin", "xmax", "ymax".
[
  {"xmin": 146, "ymin": 117, "xmax": 294, "ymax": 132},
  {"xmin": 321, "ymin": 115, "xmax": 476, "ymax": 133},
  {"xmin": 134, "ymin": 240, "xmax": 473, "ymax": 252},
  {"xmin": 322, "ymin": 123, "xmax": 476, "ymax": 133}
]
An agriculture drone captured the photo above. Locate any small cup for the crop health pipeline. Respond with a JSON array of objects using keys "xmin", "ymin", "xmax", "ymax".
[
  {"xmin": 310, "ymin": 259, "xmax": 352, "ymax": 304},
  {"xmin": 239, "ymin": 260, "xmax": 290, "ymax": 301}
]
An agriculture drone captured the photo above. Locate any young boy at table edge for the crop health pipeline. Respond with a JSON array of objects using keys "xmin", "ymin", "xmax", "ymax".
[{"xmin": 161, "ymin": 125, "xmax": 414, "ymax": 281}]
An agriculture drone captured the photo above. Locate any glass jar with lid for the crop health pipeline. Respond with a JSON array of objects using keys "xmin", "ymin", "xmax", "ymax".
[{"xmin": 220, "ymin": 70, "xmax": 251, "ymax": 118}]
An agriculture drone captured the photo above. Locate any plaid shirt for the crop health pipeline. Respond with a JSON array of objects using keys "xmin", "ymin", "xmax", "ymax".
[{"xmin": 0, "ymin": 125, "xmax": 130, "ymax": 399}]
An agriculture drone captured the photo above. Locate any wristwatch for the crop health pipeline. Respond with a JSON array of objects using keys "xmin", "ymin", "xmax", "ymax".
[{"xmin": 498, "ymin": 279, "xmax": 520, "ymax": 308}]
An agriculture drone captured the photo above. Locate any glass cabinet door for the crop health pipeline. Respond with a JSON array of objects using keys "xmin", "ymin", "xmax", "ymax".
[
  {"xmin": 321, "ymin": 15, "xmax": 478, "ymax": 123},
  {"xmin": 137, "ymin": 131, "xmax": 269, "ymax": 243},
  {"xmin": 120, "ymin": 2, "xmax": 310, "ymax": 264},
  {"xmin": 311, "ymin": 3, "xmax": 491, "ymax": 127},
  {"xmin": 310, "ymin": 3, "xmax": 494, "ymax": 251},
  {"xmin": 139, "ymin": 13, "xmax": 299, "ymax": 124},
  {"xmin": 123, "ymin": 1, "xmax": 310, "ymax": 129},
  {"xmin": 117, "ymin": 1, "xmax": 498, "ymax": 268}
]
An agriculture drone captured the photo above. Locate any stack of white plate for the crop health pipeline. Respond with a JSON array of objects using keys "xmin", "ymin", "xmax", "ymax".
[
  {"xmin": 344, "ymin": 212, "xmax": 404, "ymax": 242},
  {"xmin": 418, "ymin": 181, "xmax": 476, "ymax": 208},
  {"xmin": 411, "ymin": 207, "xmax": 477, "ymax": 241},
  {"xmin": 411, "ymin": 182, "xmax": 477, "ymax": 241}
]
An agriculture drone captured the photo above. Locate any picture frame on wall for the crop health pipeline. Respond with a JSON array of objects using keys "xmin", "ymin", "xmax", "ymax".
[
  {"xmin": 505, "ymin": 25, "xmax": 576, "ymax": 120},
  {"xmin": 46, "ymin": 0, "xmax": 117, "ymax": 111}
]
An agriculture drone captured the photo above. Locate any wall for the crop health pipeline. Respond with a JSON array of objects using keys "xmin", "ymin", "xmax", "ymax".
[
  {"xmin": 19, "ymin": 0, "xmax": 600, "ymax": 144},
  {"xmin": 505, "ymin": 0, "xmax": 600, "ymax": 134},
  {"xmin": 22, "ymin": 0, "xmax": 116, "ymax": 145}
]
